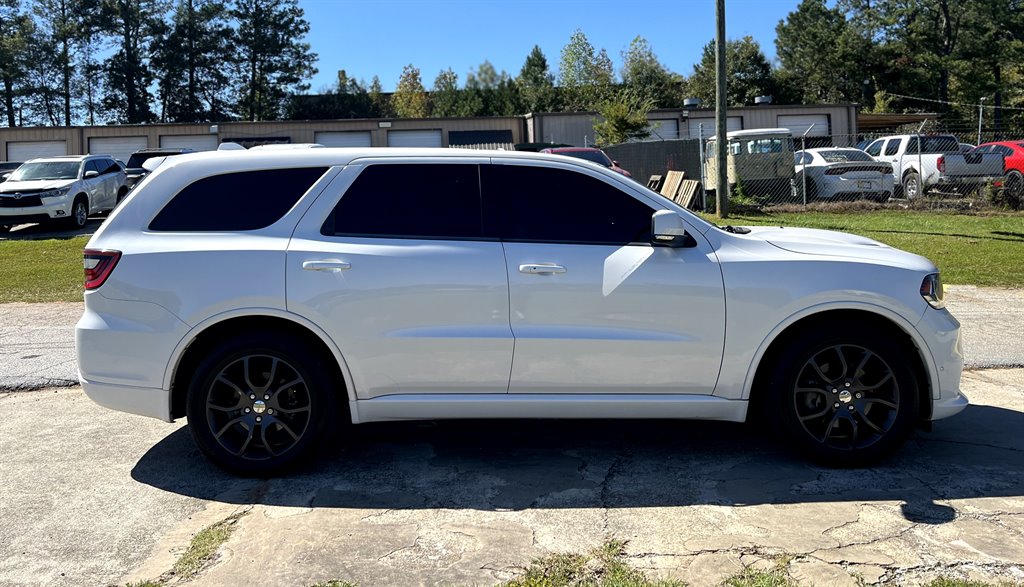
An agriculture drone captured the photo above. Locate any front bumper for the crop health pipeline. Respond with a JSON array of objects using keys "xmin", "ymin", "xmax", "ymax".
[{"xmin": 0, "ymin": 197, "xmax": 73, "ymax": 221}]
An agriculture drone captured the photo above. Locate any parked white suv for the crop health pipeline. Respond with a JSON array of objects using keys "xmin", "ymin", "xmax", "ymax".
[
  {"xmin": 0, "ymin": 155, "xmax": 129, "ymax": 232},
  {"xmin": 75, "ymin": 148, "xmax": 967, "ymax": 474}
]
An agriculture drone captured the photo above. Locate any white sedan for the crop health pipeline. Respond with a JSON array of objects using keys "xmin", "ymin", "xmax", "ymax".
[{"xmin": 795, "ymin": 148, "xmax": 894, "ymax": 202}]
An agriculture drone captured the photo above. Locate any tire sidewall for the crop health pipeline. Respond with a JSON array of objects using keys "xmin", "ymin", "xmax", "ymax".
[
  {"xmin": 186, "ymin": 332, "xmax": 337, "ymax": 476},
  {"xmin": 767, "ymin": 326, "xmax": 920, "ymax": 466}
]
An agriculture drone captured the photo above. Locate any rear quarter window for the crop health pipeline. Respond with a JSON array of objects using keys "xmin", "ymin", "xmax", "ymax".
[{"xmin": 149, "ymin": 167, "xmax": 328, "ymax": 231}]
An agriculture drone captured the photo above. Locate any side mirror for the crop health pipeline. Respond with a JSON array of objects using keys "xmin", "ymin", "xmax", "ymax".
[
  {"xmin": 1, "ymin": 173, "xmax": 10, "ymax": 181},
  {"xmin": 651, "ymin": 210, "xmax": 697, "ymax": 248},
  {"xmin": 84, "ymin": 170, "xmax": 99, "ymax": 178},
  {"xmin": 612, "ymin": 160, "xmax": 620, "ymax": 166}
]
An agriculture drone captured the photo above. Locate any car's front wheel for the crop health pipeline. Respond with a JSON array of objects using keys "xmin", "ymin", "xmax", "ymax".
[
  {"xmin": 186, "ymin": 332, "xmax": 338, "ymax": 475},
  {"xmin": 767, "ymin": 324, "xmax": 920, "ymax": 466},
  {"xmin": 67, "ymin": 196, "xmax": 88, "ymax": 229},
  {"xmin": 902, "ymin": 172, "xmax": 921, "ymax": 199}
]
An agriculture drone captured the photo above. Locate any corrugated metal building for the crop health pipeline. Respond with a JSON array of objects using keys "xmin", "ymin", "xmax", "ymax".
[{"xmin": 0, "ymin": 103, "xmax": 858, "ymax": 162}]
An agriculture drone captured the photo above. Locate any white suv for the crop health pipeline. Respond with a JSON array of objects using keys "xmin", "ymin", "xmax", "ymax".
[
  {"xmin": 75, "ymin": 148, "xmax": 967, "ymax": 474},
  {"xmin": 0, "ymin": 155, "xmax": 129, "ymax": 232}
]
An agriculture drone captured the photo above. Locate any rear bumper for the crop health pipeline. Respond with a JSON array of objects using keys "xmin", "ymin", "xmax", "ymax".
[
  {"xmin": 80, "ymin": 376, "xmax": 172, "ymax": 422},
  {"xmin": 930, "ymin": 391, "xmax": 969, "ymax": 421}
]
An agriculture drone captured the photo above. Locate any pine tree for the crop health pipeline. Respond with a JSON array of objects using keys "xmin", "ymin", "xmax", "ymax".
[
  {"xmin": 431, "ymin": 68, "xmax": 460, "ymax": 117},
  {"xmin": 516, "ymin": 45, "xmax": 556, "ymax": 113},
  {"xmin": 621, "ymin": 36, "xmax": 681, "ymax": 108},
  {"xmin": 101, "ymin": 0, "xmax": 161, "ymax": 123},
  {"xmin": 232, "ymin": 0, "xmax": 317, "ymax": 121},
  {"xmin": 689, "ymin": 36, "xmax": 775, "ymax": 107}
]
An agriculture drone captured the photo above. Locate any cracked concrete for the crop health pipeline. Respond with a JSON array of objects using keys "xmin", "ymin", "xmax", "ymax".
[{"xmin": 1, "ymin": 368, "xmax": 1021, "ymax": 586}]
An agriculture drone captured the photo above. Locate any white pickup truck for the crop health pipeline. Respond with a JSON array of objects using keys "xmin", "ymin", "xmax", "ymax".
[{"xmin": 864, "ymin": 134, "xmax": 1004, "ymax": 198}]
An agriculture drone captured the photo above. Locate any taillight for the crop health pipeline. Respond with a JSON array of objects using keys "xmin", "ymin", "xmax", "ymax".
[
  {"xmin": 83, "ymin": 249, "xmax": 121, "ymax": 290},
  {"xmin": 937, "ymin": 155, "xmax": 945, "ymax": 173}
]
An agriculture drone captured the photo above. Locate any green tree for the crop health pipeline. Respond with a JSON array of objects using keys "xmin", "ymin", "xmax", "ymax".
[
  {"xmin": 368, "ymin": 74, "xmax": 392, "ymax": 117},
  {"xmin": 430, "ymin": 67, "xmax": 460, "ymax": 117},
  {"xmin": 621, "ymin": 35, "xmax": 681, "ymax": 108},
  {"xmin": 152, "ymin": 0, "xmax": 235, "ymax": 122},
  {"xmin": 31, "ymin": 0, "xmax": 82, "ymax": 125},
  {"xmin": 516, "ymin": 45, "xmax": 556, "ymax": 112},
  {"xmin": 775, "ymin": 0, "xmax": 868, "ymax": 104},
  {"xmin": 392, "ymin": 64, "xmax": 428, "ymax": 118},
  {"xmin": 689, "ymin": 36, "xmax": 775, "ymax": 107},
  {"xmin": 232, "ymin": 0, "xmax": 317, "ymax": 121},
  {"xmin": 593, "ymin": 88, "xmax": 654, "ymax": 146},
  {"xmin": 0, "ymin": 0, "xmax": 32, "ymax": 126},
  {"xmin": 465, "ymin": 60, "xmax": 519, "ymax": 116},
  {"xmin": 101, "ymin": 0, "xmax": 161, "ymax": 123},
  {"xmin": 558, "ymin": 28, "xmax": 614, "ymax": 111}
]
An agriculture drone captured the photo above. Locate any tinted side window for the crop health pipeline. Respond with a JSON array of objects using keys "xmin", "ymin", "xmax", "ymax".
[
  {"xmin": 101, "ymin": 159, "xmax": 121, "ymax": 174},
  {"xmin": 884, "ymin": 139, "xmax": 901, "ymax": 156},
  {"xmin": 322, "ymin": 164, "xmax": 482, "ymax": 239},
  {"xmin": 150, "ymin": 167, "xmax": 327, "ymax": 231},
  {"xmin": 85, "ymin": 160, "xmax": 103, "ymax": 175},
  {"xmin": 865, "ymin": 141, "xmax": 883, "ymax": 157},
  {"xmin": 482, "ymin": 164, "xmax": 653, "ymax": 245}
]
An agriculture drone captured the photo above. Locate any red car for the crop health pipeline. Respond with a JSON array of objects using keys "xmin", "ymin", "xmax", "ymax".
[
  {"xmin": 972, "ymin": 141, "xmax": 1024, "ymax": 197},
  {"xmin": 539, "ymin": 147, "xmax": 632, "ymax": 178}
]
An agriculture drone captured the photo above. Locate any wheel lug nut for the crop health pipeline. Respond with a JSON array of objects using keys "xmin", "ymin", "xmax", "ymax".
[
  {"xmin": 263, "ymin": 394, "xmax": 270, "ymax": 400},
  {"xmin": 249, "ymin": 394, "xmax": 256, "ymax": 400},
  {"xmin": 848, "ymin": 405, "xmax": 855, "ymax": 411},
  {"xmin": 855, "ymin": 393, "xmax": 862, "ymax": 399},
  {"xmin": 845, "ymin": 382, "xmax": 851, "ymax": 388},
  {"xmin": 831, "ymin": 388, "xmax": 838, "ymax": 394},
  {"xmin": 833, "ymin": 402, "xmax": 840, "ymax": 408},
  {"xmin": 267, "ymin": 409, "xmax": 274, "ymax": 415},
  {"xmin": 244, "ymin": 407, "xmax": 251, "ymax": 413},
  {"xmin": 255, "ymin": 416, "xmax": 262, "ymax": 423}
]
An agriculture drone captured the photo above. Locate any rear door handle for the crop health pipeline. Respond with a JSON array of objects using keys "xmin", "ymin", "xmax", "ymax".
[
  {"xmin": 302, "ymin": 260, "xmax": 351, "ymax": 272},
  {"xmin": 519, "ymin": 264, "xmax": 566, "ymax": 275}
]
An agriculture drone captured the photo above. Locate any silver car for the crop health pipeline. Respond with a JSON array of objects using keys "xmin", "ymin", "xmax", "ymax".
[
  {"xmin": 794, "ymin": 148, "xmax": 894, "ymax": 203},
  {"xmin": 0, "ymin": 155, "xmax": 129, "ymax": 232}
]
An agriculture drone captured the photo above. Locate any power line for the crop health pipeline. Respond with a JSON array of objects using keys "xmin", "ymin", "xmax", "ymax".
[{"xmin": 885, "ymin": 92, "xmax": 1024, "ymax": 112}]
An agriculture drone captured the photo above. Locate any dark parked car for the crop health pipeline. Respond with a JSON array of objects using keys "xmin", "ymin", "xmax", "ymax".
[
  {"xmin": 540, "ymin": 147, "xmax": 632, "ymax": 178},
  {"xmin": 124, "ymin": 148, "xmax": 193, "ymax": 188},
  {"xmin": 0, "ymin": 161, "xmax": 23, "ymax": 183}
]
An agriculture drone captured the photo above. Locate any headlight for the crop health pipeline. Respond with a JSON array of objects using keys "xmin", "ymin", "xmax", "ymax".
[
  {"xmin": 920, "ymin": 273, "xmax": 944, "ymax": 309},
  {"xmin": 39, "ymin": 187, "xmax": 71, "ymax": 198}
]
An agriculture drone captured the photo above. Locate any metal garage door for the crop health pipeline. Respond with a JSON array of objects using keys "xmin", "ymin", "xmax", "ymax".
[
  {"xmin": 387, "ymin": 129, "xmax": 442, "ymax": 147},
  {"xmin": 644, "ymin": 119, "xmax": 679, "ymax": 141},
  {"xmin": 88, "ymin": 136, "xmax": 149, "ymax": 163},
  {"xmin": 314, "ymin": 131, "xmax": 372, "ymax": 147},
  {"xmin": 159, "ymin": 134, "xmax": 218, "ymax": 151},
  {"xmin": 778, "ymin": 114, "xmax": 829, "ymax": 137},
  {"xmin": 7, "ymin": 140, "xmax": 67, "ymax": 161},
  {"xmin": 687, "ymin": 117, "xmax": 743, "ymax": 139}
]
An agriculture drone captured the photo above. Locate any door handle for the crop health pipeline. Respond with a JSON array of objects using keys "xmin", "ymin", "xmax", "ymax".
[
  {"xmin": 302, "ymin": 260, "xmax": 351, "ymax": 272},
  {"xmin": 519, "ymin": 264, "xmax": 566, "ymax": 275}
]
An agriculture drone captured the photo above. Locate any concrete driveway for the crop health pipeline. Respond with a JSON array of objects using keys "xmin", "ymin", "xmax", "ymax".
[
  {"xmin": 1, "ymin": 287, "xmax": 1022, "ymax": 586},
  {"xmin": 0, "ymin": 370, "xmax": 1021, "ymax": 587}
]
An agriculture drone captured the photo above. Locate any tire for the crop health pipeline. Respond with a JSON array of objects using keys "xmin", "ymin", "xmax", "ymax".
[
  {"xmin": 765, "ymin": 321, "xmax": 920, "ymax": 466},
  {"xmin": 796, "ymin": 176, "xmax": 818, "ymax": 202},
  {"xmin": 1006, "ymin": 171, "xmax": 1023, "ymax": 199},
  {"xmin": 186, "ymin": 331, "xmax": 339, "ymax": 476},
  {"xmin": 902, "ymin": 172, "xmax": 922, "ymax": 200},
  {"xmin": 66, "ymin": 196, "xmax": 89, "ymax": 229}
]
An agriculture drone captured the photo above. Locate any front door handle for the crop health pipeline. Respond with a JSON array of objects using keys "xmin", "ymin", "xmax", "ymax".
[
  {"xmin": 519, "ymin": 264, "xmax": 566, "ymax": 275},
  {"xmin": 302, "ymin": 260, "xmax": 351, "ymax": 272}
]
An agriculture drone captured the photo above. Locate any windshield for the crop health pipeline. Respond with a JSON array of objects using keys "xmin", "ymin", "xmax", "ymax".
[
  {"xmin": 556, "ymin": 150, "xmax": 613, "ymax": 167},
  {"xmin": 816, "ymin": 150, "xmax": 873, "ymax": 163},
  {"xmin": 8, "ymin": 161, "xmax": 80, "ymax": 181}
]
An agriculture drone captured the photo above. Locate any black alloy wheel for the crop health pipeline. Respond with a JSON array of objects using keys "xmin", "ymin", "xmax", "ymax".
[
  {"xmin": 768, "ymin": 322, "xmax": 920, "ymax": 466},
  {"xmin": 186, "ymin": 332, "xmax": 337, "ymax": 475}
]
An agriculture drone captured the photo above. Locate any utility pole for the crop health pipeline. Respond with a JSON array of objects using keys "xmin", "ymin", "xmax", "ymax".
[{"xmin": 715, "ymin": 0, "xmax": 729, "ymax": 218}]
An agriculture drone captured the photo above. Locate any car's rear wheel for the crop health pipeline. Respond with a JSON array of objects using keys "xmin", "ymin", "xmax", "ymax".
[
  {"xmin": 1005, "ymin": 171, "xmax": 1023, "ymax": 199},
  {"xmin": 766, "ymin": 324, "xmax": 920, "ymax": 466},
  {"xmin": 902, "ymin": 172, "xmax": 921, "ymax": 199},
  {"xmin": 186, "ymin": 332, "xmax": 337, "ymax": 475}
]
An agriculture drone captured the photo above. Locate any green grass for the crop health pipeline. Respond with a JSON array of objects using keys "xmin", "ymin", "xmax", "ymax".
[
  {"xmin": 703, "ymin": 209, "xmax": 1024, "ymax": 287},
  {"xmin": 500, "ymin": 540, "xmax": 685, "ymax": 587},
  {"xmin": 0, "ymin": 236, "xmax": 88, "ymax": 303},
  {"xmin": 125, "ymin": 512, "xmax": 247, "ymax": 586}
]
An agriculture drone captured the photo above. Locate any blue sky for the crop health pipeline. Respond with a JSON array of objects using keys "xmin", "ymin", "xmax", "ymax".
[{"xmin": 299, "ymin": 0, "xmax": 806, "ymax": 92}]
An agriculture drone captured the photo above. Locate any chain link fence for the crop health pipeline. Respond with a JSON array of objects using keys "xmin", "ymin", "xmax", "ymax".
[{"xmin": 605, "ymin": 125, "xmax": 1024, "ymax": 212}]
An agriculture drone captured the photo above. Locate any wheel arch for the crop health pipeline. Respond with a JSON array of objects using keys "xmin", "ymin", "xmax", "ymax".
[
  {"xmin": 165, "ymin": 310, "xmax": 356, "ymax": 421},
  {"xmin": 744, "ymin": 306, "xmax": 934, "ymax": 423}
]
